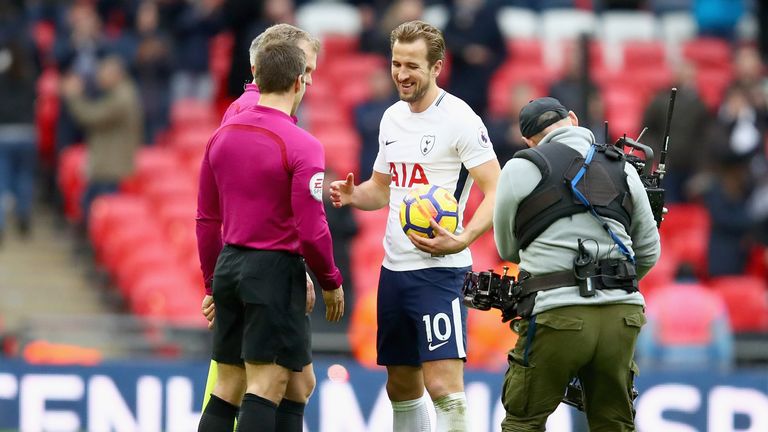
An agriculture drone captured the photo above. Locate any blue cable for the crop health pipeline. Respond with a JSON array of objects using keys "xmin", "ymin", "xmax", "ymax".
[{"xmin": 570, "ymin": 145, "xmax": 636, "ymax": 264}]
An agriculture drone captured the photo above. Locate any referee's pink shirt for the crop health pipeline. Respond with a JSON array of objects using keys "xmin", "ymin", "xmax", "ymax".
[{"xmin": 196, "ymin": 92, "xmax": 342, "ymax": 294}]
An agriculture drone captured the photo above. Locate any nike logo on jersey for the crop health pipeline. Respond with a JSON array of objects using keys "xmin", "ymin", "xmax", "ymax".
[
  {"xmin": 385, "ymin": 140, "xmax": 397, "ymax": 145},
  {"xmin": 428, "ymin": 341, "xmax": 449, "ymax": 351}
]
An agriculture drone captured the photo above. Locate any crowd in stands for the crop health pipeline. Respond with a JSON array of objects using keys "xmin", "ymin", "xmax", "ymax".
[{"xmin": 2, "ymin": 0, "xmax": 768, "ymax": 369}]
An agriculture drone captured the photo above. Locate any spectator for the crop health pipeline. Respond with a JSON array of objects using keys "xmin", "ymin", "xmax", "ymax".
[
  {"xmin": 758, "ymin": 0, "xmax": 768, "ymax": 64},
  {"xmin": 53, "ymin": 4, "xmax": 108, "ymax": 152},
  {"xmin": 701, "ymin": 121, "xmax": 757, "ymax": 276},
  {"xmin": 61, "ymin": 55, "xmax": 143, "ymax": 227},
  {"xmin": 354, "ymin": 67, "xmax": 398, "ymax": 175},
  {"xmin": 600, "ymin": 0, "xmax": 644, "ymax": 9},
  {"xmin": 359, "ymin": 0, "xmax": 424, "ymax": 56},
  {"xmin": 486, "ymin": 82, "xmax": 535, "ymax": 166},
  {"xmin": 220, "ymin": 0, "xmax": 263, "ymax": 101},
  {"xmin": 641, "ymin": 61, "xmax": 709, "ymax": 203},
  {"xmin": 715, "ymin": 83, "xmax": 767, "ymax": 172},
  {"xmin": 0, "ymin": 5, "xmax": 38, "ymax": 241},
  {"xmin": 637, "ymin": 266, "xmax": 734, "ymax": 371},
  {"xmin": 132, "ymin": 0, "xmax": 173, "ymax": 144},
  {"xmin": 549, "ymin": 39, "xmax": 603, "ymax": 138},
  {"xmin": 443, "ymin": 0, "xmax": 505, "ymax": 116},
  {"xmin": 169, "ymin": 0, "xmax": 224, "ymax": 103},
  {"xmin": 731, "ymin": 45, "xmax": 768, "ymax": 113}
]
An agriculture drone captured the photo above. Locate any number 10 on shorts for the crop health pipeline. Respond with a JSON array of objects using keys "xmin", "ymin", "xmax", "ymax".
[{"xmin": 422, "ymin": 299, "xmax": 465, "ymax": 355}]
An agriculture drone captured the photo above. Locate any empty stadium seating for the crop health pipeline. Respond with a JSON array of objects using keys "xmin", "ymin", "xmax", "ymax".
[{"xmin": 708, "ymin": 276, "xmax": 768, "ymax": 333}]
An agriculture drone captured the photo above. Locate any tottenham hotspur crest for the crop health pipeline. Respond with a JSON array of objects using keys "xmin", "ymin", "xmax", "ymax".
[{"xmin": 420, "ymin": 135, "xmax": 435, "ymax": 156}]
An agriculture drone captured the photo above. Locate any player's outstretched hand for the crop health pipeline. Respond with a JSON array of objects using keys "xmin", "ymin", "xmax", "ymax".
[
  {"xmin": 305, "ymin": 271, "xmax": 316, "ymax": 315},
  {"xmin": 201, "ymin": 295, "xmax": 216, "ymax": 330},
  {"xmin": 329, "ymin": 173, "xmax": 355, "ymax": 208},
  {"xmin": 322, "ymin": 286, "xmax": 345, "ymax": 322},
  {"xmin": 408, "ymin": 218, "xmax": 469, "ymax": 256}
]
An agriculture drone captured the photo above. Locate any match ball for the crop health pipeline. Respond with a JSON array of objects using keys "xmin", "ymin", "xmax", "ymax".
[{"xmin": 399, "ymin": 184, "xmax": 459, "ymax": 238}]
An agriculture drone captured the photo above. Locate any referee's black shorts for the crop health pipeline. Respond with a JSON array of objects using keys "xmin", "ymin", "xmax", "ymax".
[{"xmin": 211, "ymin": 245, "xmax": 310, "ymax": 371}]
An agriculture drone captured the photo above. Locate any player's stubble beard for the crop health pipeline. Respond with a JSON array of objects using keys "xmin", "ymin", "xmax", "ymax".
[{"xmin": 397, "ymin": 75, "xmax": 432, "ymax": 105}]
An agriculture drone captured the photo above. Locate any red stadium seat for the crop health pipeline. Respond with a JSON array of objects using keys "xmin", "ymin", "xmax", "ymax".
[
  {"xmin": 645, "ymin": 282, "xmax": 728, "ymax": 345},
  {"xmin": 696, "ymin": 66, "xmax": 733, "ymax": 112},
  {"xmin": 602, "ymin": 85, "xmax": 644, "ymax": 140},
  {"xmin": 58, "ymin": 145, "xmax": 88, "ymax": 223},
  {"xmin": 166, "ymin": 125, "xmax": 217, "ymax": 163},
  {"xmin": 622, "ymin": 40, "xmax": 667, "ymax": 70},
  {"xmin": 170, "ymin": 99, "xmax": 218, "ymax": 128},
  {"xmin": 115, "ymin": 243, "xmax": 180, "ymax": 292},
  {"xmin": 303, "ymin": 79, "xmax": 335, "ymax": 105},
  {"xmin": 559, "ymin": 39, "xmax": 605, "ymax": 76},
  {"xmin": 682, "ymin": 38, "xmax": 732, "ymax": 69},
  {"xmin": 88, "ymin": 194, "xmax": 151, "ymax": 252},
  {"xmin": 505, "ymin": 39, "xmax": 543, "ymax": 65},
  {"xmin": 35, "ymin": 68, "xmax": 60, "ymax": 166},
  {"xmin": 32, "ymin": 21, "xmax": 57, "ymax": 63},
  {"xmin": 488, "ymin": 64, "xmax": 553, "ymax": 116},
  {"xmin": 305, "ymin": 102, "xmax": 351, "ymax": 132},
  {"xmin": 142, "ymin": 176, "xmax": 197, "ymax": 209},
  {"xmin": 340, "ymin": 79, "xmax": 374, "ymax": 112},
  {"xmin": 639, "ymin": 251, "xmax": 679, "ymax": 299},
  {"xmin": 660, "ymin": 204, "xmax": 710, "ymax": 277},
  {"xmin": 100, "ymin": 222, "xmax": 164, "ymax": 275},
  {"xmin": 209, "ymin": 32, "xmax": 233, "ymax": 78},
  {"xmin": 121, "ymin": 147, "xmax": 182, "ymax": 194},
  {"xmin": 708, "ymin": 276, "xmax": 768, "ymax": 332},
  {"xmin": 322, "ymin": 35, "xmax": 360, "ymax": 58},
  {"xmin": 127, "ymin": 270, "xmax": 202, "ymax": 326},
  {"xmin": 312, "ymin": 126, "xmax": 361, "ymax": 176},
  {"xmin": 469, "ymin": 231, "xmax": 501, "ymax": 273},
  {"xmin": 324, "ymin": 54, "xmax": 387, "ymax": 86}
]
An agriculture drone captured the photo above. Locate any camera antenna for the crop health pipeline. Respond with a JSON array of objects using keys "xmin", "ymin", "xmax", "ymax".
[
  {"xmin": 658, "ymin": 87, "xmax": 677, "ymax": 181},
  {"xmin": 636, "ymin": 126, "xmax": 648, "ymax": 143}
]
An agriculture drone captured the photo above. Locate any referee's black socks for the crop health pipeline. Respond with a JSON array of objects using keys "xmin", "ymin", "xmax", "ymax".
[
  {"xmin": 198, "ymin": 394, "xmax": 239, "ymax": 432},
  {"xmin": 276, "ymin": 399, "xmax": 306, "ymax": 432},
  {"xmin": 236, "ymin": 393, "xmax": 278, "ymax": 431}
]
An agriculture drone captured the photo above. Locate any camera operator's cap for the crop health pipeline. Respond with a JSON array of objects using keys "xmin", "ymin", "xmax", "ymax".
[{"xmin": 519, "ymin": 97, "xmax": 569, "ymax": 138}]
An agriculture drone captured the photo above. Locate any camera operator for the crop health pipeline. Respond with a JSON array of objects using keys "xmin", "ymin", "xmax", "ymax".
[{"xmin": 492, "ymin": 97, "xmax": 660, "ymax": 431}]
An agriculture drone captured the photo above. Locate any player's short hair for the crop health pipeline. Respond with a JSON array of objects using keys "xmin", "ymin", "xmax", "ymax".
[
  {"xmin": 249, "ymin": 23, "xmax": 320, "ymax": 67},
  {"xmin": 253, "ymin": 42, "xmax": 306, "ymax": 94},
  {"xmin": 390, "ymin": 20, "xmax": 445, "ymax": 67}
]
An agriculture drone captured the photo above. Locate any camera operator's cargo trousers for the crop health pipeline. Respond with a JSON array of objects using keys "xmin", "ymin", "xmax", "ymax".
[{"xmin": 501, "ymin": 304, "xmax": 645, "ymax": 432}]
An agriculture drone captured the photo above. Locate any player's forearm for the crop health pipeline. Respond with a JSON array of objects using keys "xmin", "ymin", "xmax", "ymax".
[
  {"xmin": 460, "ymin": 190, "xmax": 495, "ymax": 247},
  {"xmin": 350, "ymin": 179, "xmax": 390, "ymax": 210}
]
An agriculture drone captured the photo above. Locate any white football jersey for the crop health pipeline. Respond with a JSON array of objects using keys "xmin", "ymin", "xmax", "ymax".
[{"xmin": 373, "ymin": 89, "xmax": 497, "ymax": 271}]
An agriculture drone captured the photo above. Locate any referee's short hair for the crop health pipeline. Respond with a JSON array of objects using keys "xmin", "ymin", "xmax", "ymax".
[
  {"xmin": 249, "ymin": 23, "xmax": 320, "ymax": 68},
  {"xmin": 253, "ymin": 42, "xmax": 306, "ymax": 94}
]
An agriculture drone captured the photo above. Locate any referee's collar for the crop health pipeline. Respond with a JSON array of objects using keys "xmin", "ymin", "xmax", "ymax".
[{"xmin": 251, "ymin": 105, "xmax": 297, "ymax": 124}]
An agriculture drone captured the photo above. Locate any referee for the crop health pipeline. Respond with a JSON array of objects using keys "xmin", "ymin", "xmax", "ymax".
[{"xmin": 196, "ymin": 41, "xmax": 344, "ymax": 431}]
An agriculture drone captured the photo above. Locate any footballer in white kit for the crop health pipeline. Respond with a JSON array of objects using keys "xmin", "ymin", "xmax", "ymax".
[
  {"xmin": 375, "ymin": 89, "xmax": 496, "ymax": 273},
  {"xmin": 329, "ymin": 20, "xmax": 500, "ymax": 432},
  {"xmin": 373, "ymin": 89, "xmax": 496, "ymax": 365}
]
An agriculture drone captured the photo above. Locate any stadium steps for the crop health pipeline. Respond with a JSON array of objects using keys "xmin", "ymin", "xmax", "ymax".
[{"xmin": 0, "ymin": 205, "xmax": 119, "ymax": 353}]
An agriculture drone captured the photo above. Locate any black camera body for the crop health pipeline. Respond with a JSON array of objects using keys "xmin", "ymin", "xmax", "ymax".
[
  {"xmin": 616, "ymin": 136, "xmax": 666, "ymax": 228},
  {"xmin": 461, "ymin": 267, "xmax": 518, "ymax": 311}
]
